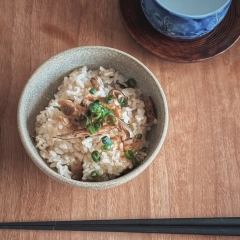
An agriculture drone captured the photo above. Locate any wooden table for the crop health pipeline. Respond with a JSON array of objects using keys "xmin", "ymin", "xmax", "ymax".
[{"xmin": 1, "ymin": 0, "xmax": 240, "ymax": 239}]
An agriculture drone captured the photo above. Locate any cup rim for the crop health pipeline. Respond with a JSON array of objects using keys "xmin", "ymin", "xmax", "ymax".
[{"xmin": 153, "ymin": 0, "xmax": 232, "ymax": 18}]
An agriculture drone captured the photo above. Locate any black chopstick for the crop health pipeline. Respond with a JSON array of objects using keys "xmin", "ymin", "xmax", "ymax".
[{"xmin": 0, "ymin": 218, "xmax": 240, "ymax": 236}]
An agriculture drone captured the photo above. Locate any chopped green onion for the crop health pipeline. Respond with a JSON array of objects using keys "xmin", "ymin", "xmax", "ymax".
[
  {"xmin": 90, "ymin": 170, "xmax": 99, "ymax": 178},
  {"xmin": 53, "ymin": 106, "xmax": 61, "ymax": 111},
  {"xmin": 89, "ymin": 88, "xmax": 97, "ymax": 94},
  {"xmin": 101, "ymin": 136, "xmax": 113, "ymax": 150},
  {"xmin": 85, "ymin": 116, "xmax": 90, "ymax": 127},
  {"xmin": 102, "ymin": 144, "xmax": 112, "ymax": 150},
  {"xmin": 91, "ymin": 151, "xmax": 100, "ymax": 162},
  {"xmin": 89, "ymin": 100, "xmax": 114, "ymax": 123},
  {"xmin": 93, "ymin": 121, "xmax": 102, "ymax": 131},
  {"xmin": 141, "ymin": 147, "xmax": 148, "ymax": 153},
  {"xmin": 103, "ymin": 109, "xmax": 114, "ymax": 120},
  {"xmin": 105, "ymin": 94, "xmax": 115, "ymax": 104},
  {"xmin": 78, "ymin": 115, "xmax": 90, "ymax": 127},
  {"xmin": 135, "ymin": 134, "xmax": 142, "ymax": 139},
  {"xmin": 124, "ymin": 150, "xmax": 136, "ymax": 159},
  {"xmin": 126, "ymin": 78, "xmax": 137, "ymax": 88},
  {"xmin": 87, "ymin": 125, "xmax": 96, "ymax": 135},
  {"xmin": 89, "ymin": 100, "xmax": 101, "ymax": 113},
  {"xmin": 91, "ymin": 112, "xmax": 102, "ymax": 120},
  {"xmin": 119, "ymin": 97, "xmax": 127, "ymax": 108},
  {"xmin": 101, "ymin": 136, "xmax": 113, "ymax": 146}
]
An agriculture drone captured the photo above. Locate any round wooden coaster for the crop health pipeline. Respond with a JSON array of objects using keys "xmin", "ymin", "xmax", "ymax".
[{"xmin": 118, "ymin": 0, "xmax": 240, "ymax": 62}]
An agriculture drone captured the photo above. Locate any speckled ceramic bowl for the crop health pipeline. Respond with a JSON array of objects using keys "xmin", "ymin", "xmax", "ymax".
[
  {"xmin": 17, "ymin": 46, "xmax": 168, "ymax": 189},
  {"xmin": 141, "ymin": 0, "xmax": 232, "ymax": 39}
]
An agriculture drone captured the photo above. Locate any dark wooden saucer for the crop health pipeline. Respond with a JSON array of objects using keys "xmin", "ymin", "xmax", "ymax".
[{"xmin": 118, "ymin": 0, "xmax": 240, "ymax": 63}]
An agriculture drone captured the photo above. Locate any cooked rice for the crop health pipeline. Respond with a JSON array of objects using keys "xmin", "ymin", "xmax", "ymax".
[{"xmin": 35, "ymin": 66, "xmax": 156, "ymax": 181}]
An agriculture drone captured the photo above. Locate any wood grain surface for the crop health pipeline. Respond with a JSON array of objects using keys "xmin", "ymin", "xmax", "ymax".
[{"xmin": 0, "ymin": 0, "xmax": 240, "ymax": 239}]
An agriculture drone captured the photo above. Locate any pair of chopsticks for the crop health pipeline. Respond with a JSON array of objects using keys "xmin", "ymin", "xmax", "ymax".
[{"xmin": 0, "ymin": 217, "xmax": 240, "ymax": 236}]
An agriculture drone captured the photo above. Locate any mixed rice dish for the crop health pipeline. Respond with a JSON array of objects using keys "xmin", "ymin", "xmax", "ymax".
[{"xmin": 35, "ymin": 66, "xmax": 157, "ymax": 181}]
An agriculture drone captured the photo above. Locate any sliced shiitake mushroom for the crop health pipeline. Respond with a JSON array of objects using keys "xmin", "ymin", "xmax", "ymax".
[
  {"xmin": 90, "ymin": 77, "xmax": 100, "ymax": 90},
  {"xmin": 144, "ymin": 96, "xmax": 156, "ymax": 123},
  {"xmin": 71, "ymin": 162, "xmax": 83, "ymax": 180},
  {"xmin": 55, "ymin": 129, "xmax": 90, "ymax": 140},
  {"xmin": 115, "ymin": 117, "xmax": 134, "ymax": 139},
  {"xmin": 58, "ymin": 99, "xmax": 87, "ymax": 117},
  {"xmin": 58, "ymin": 115, "xmax": 79, "ymax": 130},
  {"xmin": 108, "ymin": 89, "xmax": 127, "ymax": 101}
]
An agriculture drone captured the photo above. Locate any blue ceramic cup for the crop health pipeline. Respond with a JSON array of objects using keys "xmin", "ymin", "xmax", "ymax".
[{"xmin": 141, "ymin": 0, "xmax": 232, "ymax": 39}]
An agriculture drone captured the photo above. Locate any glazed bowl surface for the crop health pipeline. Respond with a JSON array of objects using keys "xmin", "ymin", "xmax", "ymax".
[{"xmin": 141, "ymin": 0, "xmax": 232, "ymax": 39}]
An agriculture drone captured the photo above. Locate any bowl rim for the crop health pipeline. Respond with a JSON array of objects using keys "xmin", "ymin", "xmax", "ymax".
[
  {"xmin": 17, "ymin": 46, "xmax": 169, "ymax": 189},
  {"xmin": 152, "ymin": 0, "xmax": 232, "ymax": 18}
]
